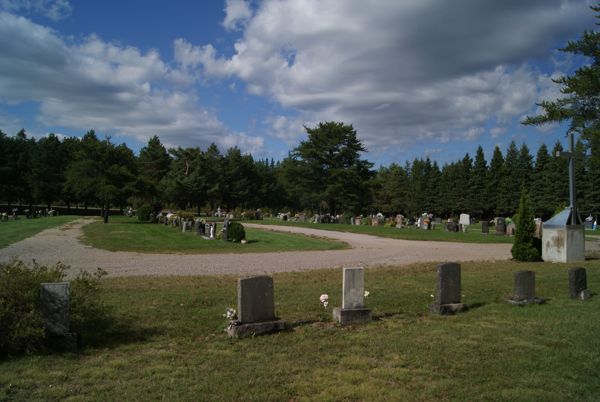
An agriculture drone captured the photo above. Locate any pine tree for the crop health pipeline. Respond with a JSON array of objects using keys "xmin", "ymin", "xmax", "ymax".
[
  {"xmin": 468, "ymin": 146, "xmax": 488, "ymax": 218},
  {"xmin": 530, "ymin": 144, "xmax": 553, "ymax": 219},
  {"xmin": 497, "ymin": 141, "xmax": 520, "ymax": 216},
  {"xmin": 511, "ymin": 186, "xmax": 541, "ymax": 261},
  {"xmin": 487, "ymin": 146, "xmax": 504, "ymax": 216}
]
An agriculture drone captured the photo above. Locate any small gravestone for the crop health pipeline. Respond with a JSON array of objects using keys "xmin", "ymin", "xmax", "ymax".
[
  {"xmin": 446, "ymin": 221, "xmax": 458, "ymax": 232},
  {"xmin": 333, "ymin": 267, "xmax": 372, "ymax": 325},
  {"xmin": 568, "ymin": 268, "xmax": 590, "ymax": 300},
  {"xmin": 430, "ymin": 263, "xmax": 467, "ymax": 314},
  {"xmin": 40, "ymin": 282, "xmax": 77, "ymax": 350},
  {"xmin": 103, "ymin": 209, "xmax": 109, "ymax": 224},
  {"xmin": 459, "ymin": 213, "xmax": 470, "ymax": 232},
  {"xmin": 496, "ymin": 217, "xmax": 506, "ymax": 235},
  {"xmin": 227, "ymin": 276, "xmax": 285, "ymax": 338},
  {"xmin": 481, "ymin": 221, "xmax": 489, "ymax": 234},
  {"xmin": 181, "ymin": 220, "xmax": 187, "ymax": 233},
  {"xmin": 507, "ymin": 271, "xmax": 545, "ymax": 306},
  {"xmin": 222, "ymin": 219, "xmax": 229, "ymax": 242}
]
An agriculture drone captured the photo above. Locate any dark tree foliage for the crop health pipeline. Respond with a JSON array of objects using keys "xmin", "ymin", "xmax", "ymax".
[
  {"xmin": 137, "ymin": 136, "xmax": 171, "ymax": 205},
  {"xmin": 288, "ymin": 122, "xmax": 374, "ymax": 214},
  {"xmin": 468, "ymin": 146, "xmax": 488, "ymax": 218},
  {"xmin": 511, "ymin": 187, "xmax": 541, "ymax": 262}
]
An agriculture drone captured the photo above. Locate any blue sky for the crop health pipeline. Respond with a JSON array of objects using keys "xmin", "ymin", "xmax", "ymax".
[{"xmin": 0, "ymin": 0, "xmax": 595, "ymax": 166}]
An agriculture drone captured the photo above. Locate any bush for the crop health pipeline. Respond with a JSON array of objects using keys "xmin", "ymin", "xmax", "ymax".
[
  {"xmin": 228, "ymin": 221, "xmax": 246, "ymax": 242},
  {"xmin": 137, "ymin": 204, "xmax": 152, "ymax": 222},
  {"xmin": 176, "ymin": 211, "xmax": 195, "ymax": 221},
  {"xmin": 511, "ymin": 187, "xmax": 541, "ymax": 262},
  {"xmin": 0, "ymin": 260, "xmax": 110, "ymax": 357}
]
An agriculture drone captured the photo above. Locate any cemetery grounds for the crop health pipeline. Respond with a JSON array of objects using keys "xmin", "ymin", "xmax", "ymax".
[{"xmin": 0, "ymin": 217, "xmax": 599, "ymax": 401}]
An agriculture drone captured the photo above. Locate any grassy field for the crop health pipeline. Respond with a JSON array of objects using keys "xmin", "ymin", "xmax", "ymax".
[
  {"xmin": 256, "ymin": 218, "xmax": 515, "ymax": 244},
  {"xmin": 1, "ymin": 260, "xmax": 599, "ymax": 401},
  {"xmin": 81, "ymin": 216, "xmax": 348, "ymax": 253},
  {"xmin": 0, "ymin": 215, "xmax": 79, "ymax": 248}
]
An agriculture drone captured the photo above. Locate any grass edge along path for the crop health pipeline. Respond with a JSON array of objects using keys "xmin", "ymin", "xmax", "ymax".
[
  {"xmin": 0, "ymin": 215, "xmax": 79, "ymax": 249},
  {"xmin": 0, "ymin": 260, "xmax": 598, "ymax": 401},
  {"xmin": 81, "ymin": 216, "xmax": 348, "ymax": 254}
]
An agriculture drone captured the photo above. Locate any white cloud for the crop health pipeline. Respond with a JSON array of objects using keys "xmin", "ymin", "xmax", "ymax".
[
  {"xmin": 0, "ymin": 0, "xmax": 72, "ymax": 21},
  {"xmin": 0, "ymin": 12, "xmax": 264, "ymax": 154},
  {"xmin": 196, "ymin": 0, "xmax": 593, "ymax": 149},
  {"xmin": 222, "ymin": 0, "xmax": 252, "ymax": 31},
  {"xmin": 490, "ymin": 127, "xmax": 506, "ymax": 139}
]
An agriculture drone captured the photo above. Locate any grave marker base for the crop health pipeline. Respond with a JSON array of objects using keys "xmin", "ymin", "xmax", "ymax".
[
  {"xmin": 579, "ymin": 290, "xmax": 591, "ymax": 300},
  {"xmin": 429, "ymin": 303, "xmax": 467, "ymax": 315},
  {"xmin": 333, "ymin": 307, "xmax": 372, "ymax": 325},
  {"xmin": 506, "ymin": 297, "xmax": 546, "ymax": 306},
  {"xmin": 226, "ymin": 319, "xmax": 285, "ymax": 338}
]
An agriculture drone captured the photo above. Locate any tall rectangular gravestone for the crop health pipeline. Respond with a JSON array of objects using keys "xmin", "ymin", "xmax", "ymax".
[
  {"xmin": 568, "ymin": 268, "xmax": 590, "ymax": 300},
  {"xmin": 507, "ymin": 270, "xmax": 545, "ymax": 305},
  {"xmin": 333, "ymin": 267, "xmax": 372, "ymax": 325},
  {"xmin": 227, "ymin": 276, "xmax": 285, "ymax": 338},
  {"xmin": 481, "ymin": 221, "xmax": 489, "ymax": 234},
  {"xmin": 40, "ymin": 282, "xmax": 77, "ymax": 350},
  {"xmin": 430, "ymin": 263, "xmax": 467, "ymax": 314}
]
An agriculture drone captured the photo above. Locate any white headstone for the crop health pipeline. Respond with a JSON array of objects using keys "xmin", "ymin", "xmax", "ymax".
[
  {"xmin": 459, "ymin": 213, "xmax": 470, "ymax": 226},
  {"xmin": 342, "ymin": 267, "xmax": 365, "ymax": 309}
]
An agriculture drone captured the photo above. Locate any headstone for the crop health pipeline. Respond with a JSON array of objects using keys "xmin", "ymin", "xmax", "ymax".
[
  {"xmin": 333, "ymin": 267, "xmax": 372, "ymax": 325},
  {"xmin": 446, "ymin": 221, "xmax": 458, "ymax": 232},
  {"xmin": 568, "ymin": 268, "xmax": 590, "ymax": 300},
  {"xmin": 40, "ymin": 282, "xmax": 77, "ymax": 350},
  {"xmin": 222, "ymin": 219, "xmax": 229, "ymax": 242},
  {"xmin": 496, "ymin": 217, "xmax": 506, "ymax": 235},
  {"xmin": 103, "ymin": 209, "xmax": 109, "ymax": 224},
  {"xmin": 507, "ymin": 270, "xmax": 545, "ymax": 305},
  {"xmin": 227, "ymin": 276, "xmax": 285, "ymax": 338},
  {"xmin": 350, "ymin": 217, "xmax": 355, "ymax": 225},
  {"xmin": 481, "ymin": 220, "xmax": 489, "ymax": 234},
  {"xmin": 355, "ymin": 217, "xmax": 362, "ymax": 225},
  {"xmin": 459, "ymin": 213, "xmax": 470, "ymax": 226},
  {"xmin": 181, "ymin": 220, "xmax": 187, "ymax": 233},
  {"xmin": 210, "ymin": 223, "xmax": 216, "ymax": 239},
  {"xmin": 430, "ymin": 262, "xmax": 467, "ymax": 314}
]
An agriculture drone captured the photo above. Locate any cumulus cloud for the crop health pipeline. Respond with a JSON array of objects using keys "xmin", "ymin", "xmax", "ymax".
[
  {"xmin": 222, "ymin": 0, "xmax": 252, "ymax": 31},
  {"xmin": 0, "ymin": 0, "xmax": 72, "ymax": 21},
  {"xmin": 196, "ymin": 0, "xmax": 593, "ymax": 149},
  {"xmin": 0, "ymin": 12, "xmax": 264, "ymax": 153}
]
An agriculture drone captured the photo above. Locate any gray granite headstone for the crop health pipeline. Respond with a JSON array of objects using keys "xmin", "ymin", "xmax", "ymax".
[
  {"xmin": 40, "ymin": 282, "xmax": 70, "ymax": 335},
  {"xmin": 481, "ymin": 221, "xmax": 489, "ymax": 234},
  {"xmin": 513, "ymin": 270, "xmax": 535, "ymax": 301},
  {"xmin": 342, "ymin": 267, "xmax": 365, "ymax": 309},
  {"xmin": 496, "ymin": 218, "xmax": 506, "ymax": 234},
  {"xmin": 222, "ymin": 219, "xmax": 229, "ymax": 242},
  {"xmin": 238, "ymin": 276, "xmax": 275, "ymax": 323},
  {"xmin": 430, "ymin": 262, "xmax": 467, "ymax": 314},
  {"xmin": 568, "ymin": 268, "xmax": 588, "ymax": 299},
  {"xmin": 436, "ymin": 263, "xmax": 461, "ymax": 305}
]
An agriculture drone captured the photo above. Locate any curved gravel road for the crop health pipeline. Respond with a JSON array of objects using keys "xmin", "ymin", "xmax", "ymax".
[{"xmin": 0, "ymin": 219, "xmax": 512, "ymax": 278}]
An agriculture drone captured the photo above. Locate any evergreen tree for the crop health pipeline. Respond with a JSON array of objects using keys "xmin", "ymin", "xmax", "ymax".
[
  {"xmin": 137, "ymin": 136, "xmax": 171, "ymax": 205},
  {"xmin": 468, "ymin": 146, "xmax": 488, "ymax": 218},
  {"xmin": 487, "ymin": 146, "xmax": 504, "ymax": 216},
  {"xmin": 511, "ymin": 186, "xmax": 541, "ymax": 261},
  {"xmin": 516, "ymin": 143, "xmax": 533, "ymax": 190},
  {"xmin": 530, "ymin": 144, "xmax": 553, "ymax": 218},
  {"xmin": 548, "ymin": 141, "xmax": 569, "ymax": 212},
  {"xmin": 497, "ymin": 142, "xmax": 520, "ymax": 216},
  {"xmin": 30, "ymin": 134, "xmax": 66, "ymax": 208}
]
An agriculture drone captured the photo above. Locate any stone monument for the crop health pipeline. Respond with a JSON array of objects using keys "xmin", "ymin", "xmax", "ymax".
[
  {"xmin": 40, "ymin": 282, "xmax": 78, "ymax": 350},
  {"xmin": 333, "ymin": 267, "xmax": 372, "ymax": 325},
  {"xmin": 507, "ymin": 270, "xmax": 545, "ymax": 306},
  {"xmin": 430, "ymin": 262, "xmax": 467, "ymax": 314},
  {"xmin": 227, "ymin": 276, "xmax": 285, "ymax": 338}
]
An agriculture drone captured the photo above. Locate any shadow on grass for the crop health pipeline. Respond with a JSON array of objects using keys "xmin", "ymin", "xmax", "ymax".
[{"xmin": 77, "ymin": 316, "xmax": 164, "ymax": 350}]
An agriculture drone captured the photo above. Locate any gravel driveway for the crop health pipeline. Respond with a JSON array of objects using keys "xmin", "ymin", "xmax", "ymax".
[{"xmin": 0, "ymin": 219, "xmax": 512, "ymax": 278}]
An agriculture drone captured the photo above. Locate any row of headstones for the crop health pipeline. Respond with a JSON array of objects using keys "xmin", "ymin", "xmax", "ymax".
[
  {"xmin": 163, "ymin": 215, "xmax": 231, "ymax": 242},
  {"xmin": 40, "ymin": 264, "xmax": 591, "ymax": 346},
  {"xmin": 227, "ymin": 264, "xmax": 592, "ymax": 338}
]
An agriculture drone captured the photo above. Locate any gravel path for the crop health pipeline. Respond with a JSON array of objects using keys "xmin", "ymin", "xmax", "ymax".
[{"xmin": 0, "ymin": 219, "xmax": 512, "ymax": 278}]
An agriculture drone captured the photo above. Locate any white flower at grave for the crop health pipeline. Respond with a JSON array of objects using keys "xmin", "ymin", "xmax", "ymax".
[
  {"xmin": 223, "ymin": 307, "xmax": 237, "ymax": 320},
  {"xmin": 364, "ymin": 290, "xmax": 370, "ymax": 298},
  {"xmin": 319, "ymin": 294, "xmax": 329, "ymax": 309}
]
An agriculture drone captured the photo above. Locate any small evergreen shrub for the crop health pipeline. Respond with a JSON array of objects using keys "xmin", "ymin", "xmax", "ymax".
[
  {"xmin": 228, "ymin": 221, "xmax": 246, "ymax": 242},
  {"xmin": 136, "ymin": 204, "xmax": 152, "ymax": 222},
  {"xmin": 511, "ymin": 187, "xmax": 541, "ymax": 261}
]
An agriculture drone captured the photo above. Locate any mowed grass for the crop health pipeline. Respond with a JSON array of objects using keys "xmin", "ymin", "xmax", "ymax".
[
  {"xmin": 1, "ymin": 261, "xmax": 599, "ymax": 401},
  {"xmin": 0, "ymin": 215, "xmax": 79, "ymax": 248},
  {"xmin": 81, "ymin": 216, "xmax": 348, "ymax": 253},
  {"xmin": 257, "ymin": 217, "xmax": 515, "ymax": 244}
]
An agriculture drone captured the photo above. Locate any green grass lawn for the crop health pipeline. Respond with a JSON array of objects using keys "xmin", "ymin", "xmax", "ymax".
[
  {"xmin": 1, "ymin": 260, "xmax": 599, "ymax": 401},
  {"xmin": 0, "ymin": 215, "xmax": 79, "ymax": 248},
  {"xmin": 256, "ymin": 217, "xmax": 515, "ymax": 244},
  {"xmin": 81, "ymin": 216, "xmax": 348, "ymax": 254}
]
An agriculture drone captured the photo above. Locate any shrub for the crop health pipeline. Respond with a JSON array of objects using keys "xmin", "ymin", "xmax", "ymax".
[
  {"xmin": 228, "ymin": 221, "xmax": 246, "ymax": 242},
  {"xmin": 176, "ymin": 211, "xmax": 195, "ymax": 221},
  {"xmin": 137, "ymin": 204, "xmax": 152, "ymax": 222},
  {"xmin": 0, "ymin": 260, "xmax": 111, "ymax": 356},
  {"xmin": 511, "ymin": 187, "xmax": 541, "ymax": 262},
  {"xmin": 0, "ymin": 260, "xmax": 64, "ymax": 356}
]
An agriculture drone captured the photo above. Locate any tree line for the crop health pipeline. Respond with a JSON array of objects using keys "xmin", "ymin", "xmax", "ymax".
[{"xmin": 1, "ymin": 122, "xmax": 598, "ymax": 220}]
